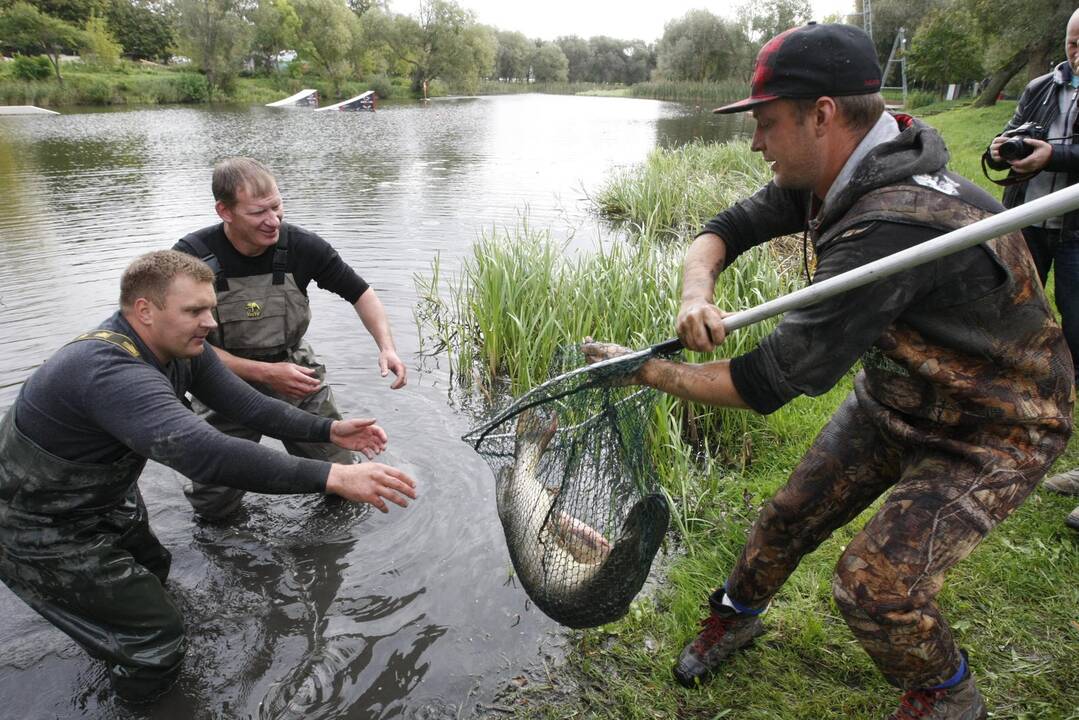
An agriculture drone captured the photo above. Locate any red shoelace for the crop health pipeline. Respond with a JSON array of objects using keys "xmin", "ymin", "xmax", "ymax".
[
  {"xmin": 690, "ymin": 613, "xmax": 733, "ymax": 653},
  {"xmin": 891, "ymin": 687, "xmax": 947, "ymax": 719}
]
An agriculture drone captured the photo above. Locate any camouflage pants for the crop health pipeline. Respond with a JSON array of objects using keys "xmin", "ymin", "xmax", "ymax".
[
  {"xmin": 725, "ymin": 385, "xmax": 1066, "ymax": 689},
  {"xmin": 184, "ymin": 341, "xmax": 354, "ymax": 519}
]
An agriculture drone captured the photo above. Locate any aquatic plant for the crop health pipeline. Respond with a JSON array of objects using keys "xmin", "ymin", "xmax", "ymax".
[{"xmin": 595, "ymin": 140, "xmax": 772, "ymax": 241}]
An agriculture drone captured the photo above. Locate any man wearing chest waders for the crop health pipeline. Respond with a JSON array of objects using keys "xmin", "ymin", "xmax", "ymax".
[
  {"xmin": 175, "ymin": 157, "xmax": 408, "ymax": 520},
  {"xmin": 0, "ymin": 251, "xmax": 416, "ymax": 703},
  {"xmin": 583, "ymin": 23, "xmax": 1074, "ymax": 720}
]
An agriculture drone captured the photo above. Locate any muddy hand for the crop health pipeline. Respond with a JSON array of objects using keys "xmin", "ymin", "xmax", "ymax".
[
  {"xmin": 676, "ymin": 301, "xmax": 727, "ymax": 352},
  {"xmin": 580, "ymin": 337, "xmax": 641, "ymax": 386}
]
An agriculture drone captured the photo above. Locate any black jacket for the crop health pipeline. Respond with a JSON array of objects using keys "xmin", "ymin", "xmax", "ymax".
[
  {"xmin": 983, "ymin": 61, "xmax": 1079, "ymax": 232},
  {"xmin": 703, "ymin": 115, "xmax": 1073, "ymax": 430}
]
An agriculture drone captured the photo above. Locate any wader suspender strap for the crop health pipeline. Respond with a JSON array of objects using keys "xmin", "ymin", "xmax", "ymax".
[
  {"xmin": 176, "ymin": 234, "xmax": 229, "ymax": 292},
  {"xmin": 68, "ymin": 330, "xmax": 142, "ymax": 358},
  {"xmin": 272, "ymin": 225, "xmax": 290, "ymax": 285}
]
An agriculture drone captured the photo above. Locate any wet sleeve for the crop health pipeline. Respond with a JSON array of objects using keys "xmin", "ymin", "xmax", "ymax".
[
  {"xmin": 697, "ymin": 182, "xmax": 809, "ymax": 266},
  {"xmin": 188, "ymin": 348, "xmax": 334, "ymax": 443},
  {"xmin": 83, "ymin": 354, "xmax": 330, "ymax": 494},
  {"xmin": 729, "ymin": 222, "xmax": 940, "ymax": 414},
  {"xmin": 297, "ymin": 232, "xmax": 370, "ymax": 304}
]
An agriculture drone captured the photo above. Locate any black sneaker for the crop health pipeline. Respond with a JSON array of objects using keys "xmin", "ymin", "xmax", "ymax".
[{"xmin": 672, "ymin": 604, "xmax": 765, "ymax": 688}]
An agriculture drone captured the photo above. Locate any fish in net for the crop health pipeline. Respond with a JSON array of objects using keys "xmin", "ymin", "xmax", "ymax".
[{"xmin": 463, "ymin": 341, "xmax": 681, "ymax": 628}]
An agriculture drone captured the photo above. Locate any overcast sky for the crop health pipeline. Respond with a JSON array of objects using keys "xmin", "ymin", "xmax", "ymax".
[{"xmin": 387, "ymin": 1, "xmax": 860, "ymax": 43}]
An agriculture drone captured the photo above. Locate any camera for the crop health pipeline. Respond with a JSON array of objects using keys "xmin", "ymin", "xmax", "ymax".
[{"xmin": 998, "ymin": 122, "xmax": 1048, "ymax": 161}]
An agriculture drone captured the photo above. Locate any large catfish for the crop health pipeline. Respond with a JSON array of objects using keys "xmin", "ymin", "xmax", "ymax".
[{"xmin": 495, "ymin": 409, "xmax": 669, "ymax": 628}]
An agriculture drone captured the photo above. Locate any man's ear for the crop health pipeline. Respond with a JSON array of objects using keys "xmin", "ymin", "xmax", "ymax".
[
  {"xmin": 131, "ymin": 296, "xmax": 155, "ymax": 327},
  {"xmin": 215, "ymin": 200, "xmax": 232, "ymax": 223},
  {"xmin": 815, "ymin": 97, "xmax": 838, "ymax": 136}
]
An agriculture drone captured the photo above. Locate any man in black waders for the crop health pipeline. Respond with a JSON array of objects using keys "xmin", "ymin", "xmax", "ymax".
[
  {"xmin": 174, "ymin": 156, "xmax": 407, "ymax": 520},
  {"xmin": 0, "ymin": 251, "xmax": 417, "ymax": 703},
  {"xmin": 583, "ymin": 23, "xmax": 1073, "ymax": 720}
]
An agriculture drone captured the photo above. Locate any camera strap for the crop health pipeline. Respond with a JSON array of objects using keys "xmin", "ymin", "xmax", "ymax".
[{"xmin": 980, "ymin": 153, "xmax": 1039, "ymax": 187}]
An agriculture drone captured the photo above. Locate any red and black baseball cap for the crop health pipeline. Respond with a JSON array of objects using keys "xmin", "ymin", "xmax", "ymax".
[{"xmin": 714, "ymin": 23, "xmax": 882, "ymax": 114}]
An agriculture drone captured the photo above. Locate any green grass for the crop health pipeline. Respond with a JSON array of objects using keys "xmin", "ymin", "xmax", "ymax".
[
  {"xmin": 0, "ymin": 63, "xmax": 213, "ymax": 106},
  {"xmin": 0, "ymin": 60, "xmax": 418, "ymax": 108},
  {"xmin": 417, "ymin": 102, "xmax": 1079, "ymax": 719},
  {"xmin": 921, "ymin": 102, "xmax": 1017, "ymax": 198}
]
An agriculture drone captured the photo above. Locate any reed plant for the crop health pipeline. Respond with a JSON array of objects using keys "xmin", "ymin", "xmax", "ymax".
[
  {"xmin": 628, "ymin": 79, "xmax": 748, "ymax": 105},
  {"xmin": 596, "ymin": 139, "xmax": 772, "ymax": 240},
  {"xmin": 473, "ymin": 80, "xmax": 624, "ymax": 96},
  {"xmin": 415, "ymin": 210, "xmax": 793, "ymax": 479}
]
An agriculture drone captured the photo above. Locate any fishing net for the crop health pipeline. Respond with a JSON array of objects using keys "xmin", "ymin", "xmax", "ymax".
[{"xmin": 463, "ymin": 343, "xmax": 676, "ymax": 628}]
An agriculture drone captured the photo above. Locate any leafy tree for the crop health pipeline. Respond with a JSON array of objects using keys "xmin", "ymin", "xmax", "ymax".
[
  {"xmin": 656, "ymin": 9, "xmax": 748, "ymax": 82},
  {"xmin": 0, "ymin": 1, "xmax": 84, "ymax": 81},
  {"xmin": 81, "ymin": 10, "xmax": 121, "ymax": 66},
  {"xmin": 964, "ymin": 0, "xmax": 1073, "ymax": 106},
  {"xmin": 555, "ymin": 34, "xmax": 589, "ymax": 82},
  {"xmin": 104, "ymin": 0, "xmax": 172, "ymax": 62},
  {"xmin": 622, "ymin": 39, "xmax": 655, "ymax": 84},
  {"xmin": 173, "ymin": 0, "xmax": 252, "ymax": 97},
  {"xmin": 906, "ymin": 8, "xmax": 983, "ymax": 95},
  {"xmin": 375, "ymin": 0, "xmax": 495, "ymax": 94},
  {"xmin": 742, "ymin": 0, "xmax": 812, "ymax": 42},
  {"xmin": 250, "ymin": 0, "xmax": 300, "ymax": 73},
  {"xmin": 586, "ymin": 36, "xmax": 623, "ymax": 83},
  {"xmin": 863, "ymin": 0, "xmax": 940, "ymax": 64},
  {"xmin": 530, "ymin": 41, "xmax": 567, "ymax": 82},
  {"xmin": 7, "ymin": 0, "xmax": 106, "ymax": 25},
  {"xmin": 494, "ymin": 29, "xmax": 530, "ymax": 82},
  {"xmin": 292, "ymin": 0, "xmax": 360, "ymax": 94}
]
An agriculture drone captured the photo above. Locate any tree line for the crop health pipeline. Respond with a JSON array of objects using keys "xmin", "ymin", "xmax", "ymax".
[{"xmin": 0, "ymin": 0, "xmax": 1070, "ymax": 106}]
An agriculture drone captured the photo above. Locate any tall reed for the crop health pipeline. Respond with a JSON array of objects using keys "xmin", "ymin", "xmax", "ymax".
[{"xmin": 596, "ymin": 140, "xmax": 772, "ymax": 240}]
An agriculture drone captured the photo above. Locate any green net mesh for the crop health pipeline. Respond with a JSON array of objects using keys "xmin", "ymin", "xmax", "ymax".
[{"xmin": 463, "ymin": 346, "xmax": 671, "ymax": 628}]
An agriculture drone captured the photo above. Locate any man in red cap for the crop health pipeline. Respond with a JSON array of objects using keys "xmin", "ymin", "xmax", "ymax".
[{"xmin": 583, "ymin": 22, "xmax": 1073, "ymax": 720}]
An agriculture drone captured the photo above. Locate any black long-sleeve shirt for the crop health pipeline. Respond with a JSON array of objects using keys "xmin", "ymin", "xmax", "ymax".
[
  {"xmin": 14, "ymin": 312, "xmax": 333, "ymax": 493},
  {"xmin": 175, "ymin": 222, "xmax": 369, "ymax": 303}
]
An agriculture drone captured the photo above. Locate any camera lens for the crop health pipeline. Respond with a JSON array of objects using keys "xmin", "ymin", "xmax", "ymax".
[{"xmin": 998, "ymin": 137, "xmax": 1032, "ymax": 161}]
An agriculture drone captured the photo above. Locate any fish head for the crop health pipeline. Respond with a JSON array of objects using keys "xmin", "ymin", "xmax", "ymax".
[{"xmin": 513, "ymin": 408, "xmax": 558, "ymax": 457}]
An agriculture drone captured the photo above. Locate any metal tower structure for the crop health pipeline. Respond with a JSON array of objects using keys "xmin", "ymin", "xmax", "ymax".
[{"xmin": 882, "ymin": 27, "xmax": 909, "ymax": 108}]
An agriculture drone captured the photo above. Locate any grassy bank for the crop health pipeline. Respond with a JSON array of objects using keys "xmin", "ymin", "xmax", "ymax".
[
  {"xmin": 0, "ymin": 60, "xmax": 417, "ymax": 108},
  {"xmin": 417, "ymin": 103, "xmax": 1079, "ymax": 719}
]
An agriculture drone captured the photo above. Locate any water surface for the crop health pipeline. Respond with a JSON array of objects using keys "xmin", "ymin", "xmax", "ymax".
[{"xmin": 0, "ymin": 94, "xmax": 749, "ymax": 719}]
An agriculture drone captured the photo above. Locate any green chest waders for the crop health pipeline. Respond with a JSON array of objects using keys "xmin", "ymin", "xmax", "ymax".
[
  {"xmin": 181, "ymin": 234, "xmax": 354, "ymax": 519},
  {"xmin": 0, "ymin": 360, "xmax": 185, "ymax": 702}
]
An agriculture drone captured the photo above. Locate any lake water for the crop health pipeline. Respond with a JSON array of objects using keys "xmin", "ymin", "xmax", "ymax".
[{"xmin": 0, "ymin": 94, "xmax": 750, "ymax": 719}]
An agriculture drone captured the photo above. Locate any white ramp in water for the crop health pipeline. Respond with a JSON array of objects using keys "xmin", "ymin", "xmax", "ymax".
[
  {"xmin": 266, "ymin": 89, "xmax": 318, "ymax": 108},
  {"xmin": 0, "ymin": 105, "xmax": 59, "ymax": 115},
  {"xmin": 314, "ymin": 90, "xmax": 375, "ymax": 112}
]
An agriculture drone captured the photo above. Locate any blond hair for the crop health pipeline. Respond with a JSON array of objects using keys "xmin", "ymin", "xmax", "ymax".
[{"xmin": 120, "ymin": 250, "xmax": 214, "ymax": 310}]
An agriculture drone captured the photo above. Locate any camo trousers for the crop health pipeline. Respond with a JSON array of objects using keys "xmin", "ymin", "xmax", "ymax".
[{"xmin": 725, "ymin": 384, "xmax": 1068, "ymax": 689}]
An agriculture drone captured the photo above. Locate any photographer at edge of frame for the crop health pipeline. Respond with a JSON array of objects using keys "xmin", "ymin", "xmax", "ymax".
[{"xmin": 983, "ymin": 8, "xmax": 1079, "ymax": 531}]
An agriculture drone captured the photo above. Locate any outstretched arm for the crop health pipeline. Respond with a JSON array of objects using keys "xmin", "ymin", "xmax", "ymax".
[
  {"xmin": 580, "ymin": 340, "xmax": 750, "ymax": 410},
  {"xmin": 354, "ymin": 288, "xmax": 407, "ymax": 389}
]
